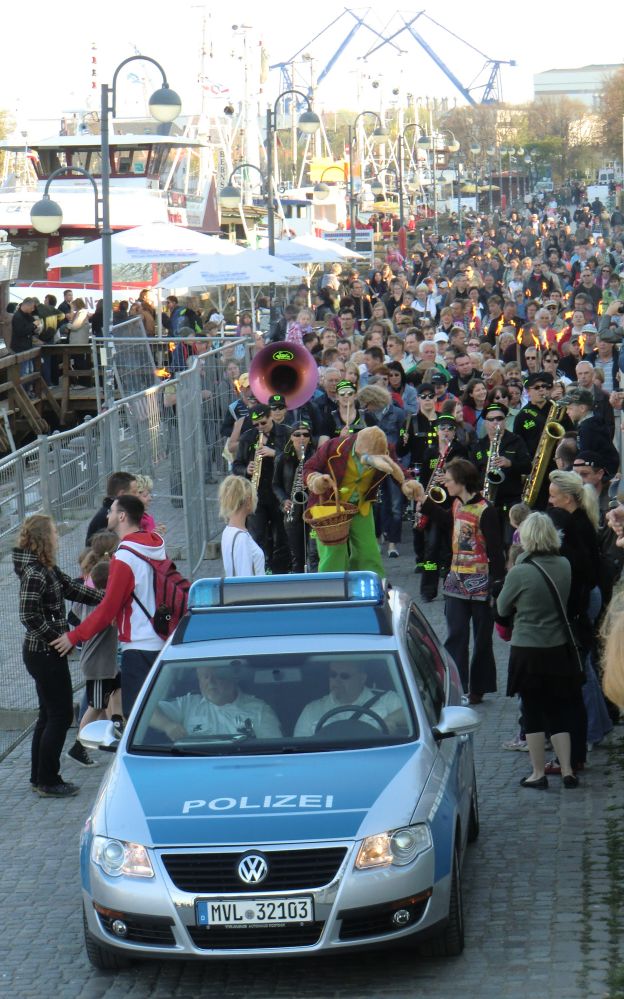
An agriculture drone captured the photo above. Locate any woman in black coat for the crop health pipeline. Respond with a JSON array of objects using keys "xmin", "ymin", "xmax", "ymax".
[{"xmin": 272, "ymin": 422, "xmax": 318, "ymax": 573}]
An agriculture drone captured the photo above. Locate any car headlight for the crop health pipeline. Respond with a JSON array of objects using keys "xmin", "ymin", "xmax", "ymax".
[
  {"xmin": 91, "ymin": 836, "xmax": 154, "ymax": 878},
  {"xmin": 355, "ymin": 825, "xmax": 432, "ymax": 870}
]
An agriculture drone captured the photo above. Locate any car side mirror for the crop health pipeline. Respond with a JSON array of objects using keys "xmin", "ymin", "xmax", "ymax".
[
  {"xmin": 78, "ymin": 719, "xmax": 119, "ymax": 753},
  {"xmin": 432, "ymin": 705, "xmax": 481, "ymax": 741}
]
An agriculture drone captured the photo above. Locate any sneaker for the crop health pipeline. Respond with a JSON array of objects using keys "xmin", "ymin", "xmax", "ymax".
[
  {"xmin": 111, "ymin": 715, "xmax": 125, "ymax": 738},
  {"xmin": 37, "ymin": 781, "xmax": 80, "ymax": 798},
  {"xmin": 66, "ymin": 742, "xmax": 98, "ymax": 768},
  {"xmin": 502, "ymin": 735, "xmax": 529, "ymax": 752},
  {"xmin": 388, "ymin": 547, "xmax": 399, "ymax": 559}
]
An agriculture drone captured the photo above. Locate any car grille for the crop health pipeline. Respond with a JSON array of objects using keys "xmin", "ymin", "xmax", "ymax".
[
  {"xmin": 338, "ymin": 892, "xmax": 430, "ymax": 940},
  {"xmin": 187, "ymin": 923, "xmax": 324, "ymax": 949},
  {"xmin": 98, "ymin": 912, "xmax": 176, "ymax": 947},
  {"xmin": 161, "ymin": 847, "xmax": 347, "ymax": 893}
]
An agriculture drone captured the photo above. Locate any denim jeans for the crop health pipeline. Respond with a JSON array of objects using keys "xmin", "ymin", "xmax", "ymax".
[{"xmin": 24, "ymin": 648, "xmax": 74, "ymax": 786}]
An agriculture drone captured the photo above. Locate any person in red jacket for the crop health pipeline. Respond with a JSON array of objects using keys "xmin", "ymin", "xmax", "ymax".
[{"xmin": 52, "ymin": 494, "xmax": 167, "ymax": 717}]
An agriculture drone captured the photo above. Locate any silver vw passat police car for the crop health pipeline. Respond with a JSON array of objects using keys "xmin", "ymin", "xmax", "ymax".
[{"xmin": 79, "ymin": 572, "xmax": 480, "ymax": 968}]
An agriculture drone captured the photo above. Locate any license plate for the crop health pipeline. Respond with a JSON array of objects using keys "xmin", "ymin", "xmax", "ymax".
[{"xmin": 195, "ymin": 896, "xmax": 314, "ymax": 926}]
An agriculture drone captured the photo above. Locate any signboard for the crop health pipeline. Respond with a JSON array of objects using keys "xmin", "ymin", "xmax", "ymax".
[{"xmin": 322, "ymin": 230, "xmax": 374, "ymax": 264}]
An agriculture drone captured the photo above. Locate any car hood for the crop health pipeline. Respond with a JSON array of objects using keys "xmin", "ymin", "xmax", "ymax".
[{"xmin": 107, "ymin": 743, "xmax": 431, "ymax": 846}]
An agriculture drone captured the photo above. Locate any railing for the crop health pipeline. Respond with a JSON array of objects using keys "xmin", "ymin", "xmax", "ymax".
[{"xmin": 0, "ymin": 337, "xmax": 250, "ymax": 760}]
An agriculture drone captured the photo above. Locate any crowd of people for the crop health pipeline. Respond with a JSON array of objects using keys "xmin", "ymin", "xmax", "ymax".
[{"xmin": 13, "ymin": 187, "xmax": 624, "ymax": 796}]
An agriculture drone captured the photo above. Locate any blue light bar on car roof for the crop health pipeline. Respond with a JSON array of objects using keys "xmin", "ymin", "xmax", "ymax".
[{"xmin": 188, "ymin": 572, "xmax": 385, "ymax": 610}]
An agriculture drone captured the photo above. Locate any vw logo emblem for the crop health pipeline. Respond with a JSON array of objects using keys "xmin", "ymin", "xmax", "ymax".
[{"xmin": 237, "ymin": 853, "xmax": 269, "ymax": 884}]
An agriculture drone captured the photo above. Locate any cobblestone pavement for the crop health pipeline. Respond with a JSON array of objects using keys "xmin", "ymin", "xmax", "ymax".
[{"xmin": 2, "ymin": 541, "xmax": 624, "ymax": 999}]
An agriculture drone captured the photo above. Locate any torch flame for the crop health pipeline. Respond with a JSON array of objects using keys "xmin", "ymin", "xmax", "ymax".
[
  {"xmin": 579, "ymin": 335, "xmax": 586, "ymax": 356},
  {"xmin": 598, "ymin": 300, "xmax": 604, "ymax": 316},
  {"xmin": 154, "ymin": 368, "xmax": 171, "ymax": 379}
]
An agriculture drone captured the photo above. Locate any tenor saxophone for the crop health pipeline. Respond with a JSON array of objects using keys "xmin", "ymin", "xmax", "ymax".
[
  {"xmin": 521, "ymin": 401, "xmax": 566, "ymax": 507},
  {"xmin": 414, "ymin": 443, "xmax": 449, "ymax": 530}
]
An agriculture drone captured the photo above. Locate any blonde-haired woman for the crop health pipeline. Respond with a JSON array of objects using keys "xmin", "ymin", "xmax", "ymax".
[
  {"xmin": 218, "ymin": 475, "xmax": 265, "ymax": 577},
  {"xmin": 13, "ymin": 515, "xmax": 102, "ymax": 797},
  {"xmin": 497, "ymin": 512, "xmax": 580, "ymax": 789}
]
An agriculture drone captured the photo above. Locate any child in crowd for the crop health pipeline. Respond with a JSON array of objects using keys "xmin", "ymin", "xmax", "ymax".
[
  {"xmin": 134, "ymin": 474, "xmax": 166, "ymax": 534},
  {"xmin": 507, "ymin": 501, "xmax": 531, "ymax": 569},
  {"xmin": 77, "ymin": 558, "xmax": 123, "ymax": 734}
]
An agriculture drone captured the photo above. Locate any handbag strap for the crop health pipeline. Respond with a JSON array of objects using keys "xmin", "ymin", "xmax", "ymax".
[
  {"xmin": 524, "ymin": 556, "xmax": 577, "ymax": 649},
  {"xmin": 229, "ymin": 529, "xmax": 255, "ymax": 577}
]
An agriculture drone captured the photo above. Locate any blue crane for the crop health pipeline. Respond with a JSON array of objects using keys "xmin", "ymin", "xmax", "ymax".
[
  {"xmin": 269, "ymin": 8, "xmax": 405, "ymax": 109},
  {"xmin": 364, "ymin": 11, "xmax": 516, "ymax": 105},
  {"xmin": 270, "ymin": 8, "xmax": 515, "ymax": 108}
]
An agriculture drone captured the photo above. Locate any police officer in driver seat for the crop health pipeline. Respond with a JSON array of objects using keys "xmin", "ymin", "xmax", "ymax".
[
  {"xmin": 294, "ymin": 662, "xmax": 404, "ymax": 737},
  {"xmin": 151, "ymin": 662, "xmax": 282, "ymax": 740}
]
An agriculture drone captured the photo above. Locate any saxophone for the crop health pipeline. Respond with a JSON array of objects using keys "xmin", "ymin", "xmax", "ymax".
[
  {"xmin": 251, "ymin": 430, "xmax": 265, "ymax": 491},
  {"xmin": 521, "ymin": 401, "xmax": 566, "ymax": 507},
  {"xmin": 286, "ymin": 441, "xmax": 308, "ymax": 524},
  {"xmin": 414, "ymin": 443, "xmax": 449, "ymax": 530},
  {"xmin": 483, "ymin": 424, "xmax": 505, "ymax": 502}
]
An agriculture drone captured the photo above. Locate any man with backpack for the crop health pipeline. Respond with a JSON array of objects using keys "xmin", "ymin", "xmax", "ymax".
[{"xmin": 52, "ymin": 495, "xmax": 188, "ymax": 718}]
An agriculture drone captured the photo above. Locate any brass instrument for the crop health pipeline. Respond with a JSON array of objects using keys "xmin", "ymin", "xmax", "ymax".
[
  {"xmin": 414, "ymin": 444, "xmax": 449, "ymax": 530},
  {"xmin": 286, "ymin": 442, "xmax": 308, "ymax": 524},
  {"xmin": 249, "ymin": 341, "xmax": 318, "ymax": 408},
  {"xmin": 251, "ymin": 430, "xmax": 265, "ymax": 492},
  {"xmin": 521, "ymin": 401, "xmax": 566, "ymax": 507},
  {"xmin": 483, "ymin": 424, "xmax": 505, "ymax": 502}
]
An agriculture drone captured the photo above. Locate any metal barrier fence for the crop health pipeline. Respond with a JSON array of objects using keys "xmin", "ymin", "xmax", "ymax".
[{"xmin": 0, "ymin": 337, "xmax": 250, "ymax": 760}]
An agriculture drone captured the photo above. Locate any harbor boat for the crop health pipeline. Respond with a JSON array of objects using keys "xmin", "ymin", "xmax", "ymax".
[{"xmin": 0, "ymin": 118, "xmax": 219, "ymax": 309}]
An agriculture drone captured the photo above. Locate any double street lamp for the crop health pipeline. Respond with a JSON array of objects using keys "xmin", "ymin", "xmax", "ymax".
[
  {"xmin": 347, "ymin": 111, "xmax": 387, "ymax": 250},
  {"xmin": 417, "ymin": 128, "xmax": 460, "ymax": 235},
  {"xmin": 265, "ymin": 90, "xmax": 320, "ymax": 257},
  {"xmin": 30, "ymin": 55, "xmax": 181, "ymax": 404}
]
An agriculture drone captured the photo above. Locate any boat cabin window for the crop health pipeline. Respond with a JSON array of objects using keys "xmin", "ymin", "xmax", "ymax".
[{"xmin": 112, "ymin": 147, "xmax": 150, "ymax": 176}]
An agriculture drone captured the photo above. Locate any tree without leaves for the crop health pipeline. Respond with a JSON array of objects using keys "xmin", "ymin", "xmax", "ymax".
[{"xmin": 598, "ymin": 67, "xmax": 624, "ymax": 158}]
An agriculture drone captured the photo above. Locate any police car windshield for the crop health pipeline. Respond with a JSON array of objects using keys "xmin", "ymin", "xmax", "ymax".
[{"xmin": 130, "ymin": 653, "xmax": 416, "ymax": 754}]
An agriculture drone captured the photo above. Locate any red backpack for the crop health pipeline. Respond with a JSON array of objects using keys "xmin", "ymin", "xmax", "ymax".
[{"xmin": 118, "ymin": 546, "xmax": 191, "ymax": 638}]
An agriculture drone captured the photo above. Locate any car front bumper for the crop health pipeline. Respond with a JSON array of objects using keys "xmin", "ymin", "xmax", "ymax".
[{"xmin": 83, "ymin": 839, "xmax": 453, "ymax": 959}]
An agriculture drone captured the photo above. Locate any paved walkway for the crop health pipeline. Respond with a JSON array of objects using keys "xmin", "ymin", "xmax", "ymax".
[{"xmin": 1, "ymin": 543, "xmax": 624, "ymax": 999}]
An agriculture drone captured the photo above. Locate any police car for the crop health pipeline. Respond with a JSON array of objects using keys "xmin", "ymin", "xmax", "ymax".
[{"xmin": 79, "ymin": 572, "xmax": 480, "ymax": 968}]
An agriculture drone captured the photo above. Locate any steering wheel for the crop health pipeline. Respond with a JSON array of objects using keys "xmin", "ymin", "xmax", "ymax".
[{"xmin": 314, "ymin": 704, "xmax": 389, "ymax": 735}]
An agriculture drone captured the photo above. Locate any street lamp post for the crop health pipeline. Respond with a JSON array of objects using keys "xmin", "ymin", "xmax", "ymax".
[
  {"xmin": 220, "ymin": 162, "xmax": 267, "ymax": 208},
  {"xmin": 265, "ymin": 90, "xmax": 320, "ymax": 258},
  {"xmin": 486, "ymin": 146, "xmax": 495, "ymax": 215},
  {"xmin": 100, "ymin": 57, "xmax": 181, "ymax": 364},
  {"xmin": 313, "ymin": 164, "xmax": 347, "ymax": 202},
  {"xmin": 264, "ymin": 90, "xmax": 320, "ymax": 323},
  {"xmin": 397, "ymin": 122, "xmax": 422, "ymax": 232},
  {"xmin": 30, "ymin": 56, "xmax": 181, "ymax": 407},
  {"xmin": 417, "ymin": 128, "xmax": 459, "ymax": 236},
  {"xmin": 347, "ymin": 111, "xmax": 387, "ymax": 250}
]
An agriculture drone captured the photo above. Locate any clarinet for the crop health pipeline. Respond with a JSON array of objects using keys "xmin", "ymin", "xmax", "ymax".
[{"xmin": 286, "ymin": 442, "xmax": 308, "ymax": 523}]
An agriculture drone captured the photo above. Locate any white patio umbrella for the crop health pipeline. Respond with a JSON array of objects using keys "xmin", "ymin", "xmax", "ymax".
[
  {"xmin": 291, "ymin": 232, "xmax": 365, "ymax": 260},
  {"xmin": 45, "ymin": 221, "xmax": 243, "ymax": 268},
  {"xmin": 155, "ymin": 249, "xmax": 305, "ymax": 290},
  {"xmin": 264, "ymin": 236, "xmax": 347, "ymax": 265}
]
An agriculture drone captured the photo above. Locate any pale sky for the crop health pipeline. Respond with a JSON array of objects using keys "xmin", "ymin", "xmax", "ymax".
[{"xmin": 2, "ymin": 0, "xmax": 622, "ymax": 129}]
